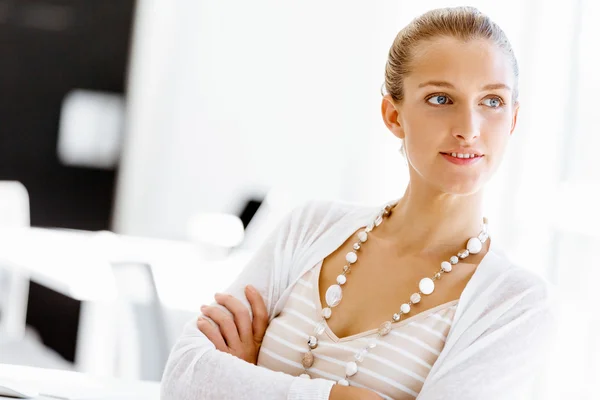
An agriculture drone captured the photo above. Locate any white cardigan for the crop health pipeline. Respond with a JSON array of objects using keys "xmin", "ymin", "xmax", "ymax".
[{"xmin": 161, "ymin": 200, "xmax": 558, "ymax": 400}]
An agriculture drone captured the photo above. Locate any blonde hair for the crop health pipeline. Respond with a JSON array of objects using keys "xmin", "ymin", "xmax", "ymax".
[{"xmin": 383, "ymin": 6, "xmax": 519, "ymax": 103}]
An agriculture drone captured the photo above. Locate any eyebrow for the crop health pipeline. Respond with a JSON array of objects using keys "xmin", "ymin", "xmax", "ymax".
[{"xmin": 417, "ymin": 80, "xmax": 512, "ymax": 91}]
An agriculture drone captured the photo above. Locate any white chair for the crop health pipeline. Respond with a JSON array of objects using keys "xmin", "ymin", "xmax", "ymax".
[
  {"xmin": 0, "ymin": 181, "xmax": 31, "ymax": 338},
  {"xmin": 0, "ymin": 182, "xmax": 75, "ymax": 371}
]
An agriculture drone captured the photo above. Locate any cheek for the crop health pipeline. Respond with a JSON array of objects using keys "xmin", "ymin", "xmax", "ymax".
[
  {"xmin": 403, "ymin": 111, "xmax": 447, "ymax": 145},
  {"xmin": 482, "ymin": 113, "xmax": 513, "ymax": 145}
]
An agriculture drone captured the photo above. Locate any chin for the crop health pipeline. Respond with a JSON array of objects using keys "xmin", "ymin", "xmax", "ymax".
[{"xmin": 437, "ymin": 176, "xmax": 485, "ymax": 196}]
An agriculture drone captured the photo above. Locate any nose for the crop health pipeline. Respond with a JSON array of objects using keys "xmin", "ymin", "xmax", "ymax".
[{"xmin": 452, "ymin": 107, "xmax": 480, "ymax": 143}]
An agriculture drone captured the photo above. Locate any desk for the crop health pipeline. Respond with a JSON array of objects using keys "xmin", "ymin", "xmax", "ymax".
[{"xmin": 0, "ymin": 363, "xmax": 159, "ymax": 399}]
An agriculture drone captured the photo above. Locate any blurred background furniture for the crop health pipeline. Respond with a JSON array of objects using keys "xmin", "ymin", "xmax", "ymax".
[
  {"xmin": 0, "ymin": 363, "xmax": 159, "ymax": 400},
  {"xmin": 0, "ymin": 181, "xmax": 74, "ymax": 371}
]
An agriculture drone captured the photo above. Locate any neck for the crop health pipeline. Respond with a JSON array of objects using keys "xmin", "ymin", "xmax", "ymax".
[{"xmin": 381, "ymin": 182, "xmax": 485, "ymax": 256}]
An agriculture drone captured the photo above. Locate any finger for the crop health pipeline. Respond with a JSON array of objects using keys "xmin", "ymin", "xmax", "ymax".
[
  {"xmin": 245, "ymin": 285, "xmax": 269, "ymax": 344},
  {"xmin": 214, "ymin": 293, "xmax": 253, "ymax": 343},
  {"xmin": 197, "ymin": 317, "xmax": 227, "ymax": 352},
  {"xmin": 201, "ymin": 305, "xmax": 241, "ymax": 348}
]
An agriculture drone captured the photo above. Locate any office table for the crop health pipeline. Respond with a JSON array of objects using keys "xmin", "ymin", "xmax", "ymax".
[{"xmin": 0, "ymin": 363, "xmax": 159, "ymax": 399}]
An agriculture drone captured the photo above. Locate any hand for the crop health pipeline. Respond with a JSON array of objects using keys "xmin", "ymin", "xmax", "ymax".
[
  {"xmin": 197, "ymin": 285, "xmax": 269, "ymax": 365},
  {"xmin": 329, "ymin": 385, "xmax": 384, "ymax": 400}
]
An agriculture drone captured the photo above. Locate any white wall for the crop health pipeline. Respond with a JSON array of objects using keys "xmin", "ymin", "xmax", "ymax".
[{"xmin": 113, "ymin": 0, "xmax": 526, "ymax": 241}]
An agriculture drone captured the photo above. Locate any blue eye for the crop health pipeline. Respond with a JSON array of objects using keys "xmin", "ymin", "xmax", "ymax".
[
  {"xmin": 427, "ymin": 95, "xmax": 451, "ymax": 105},
  {"xmin": 483, "ymin": 97, "xmax": 503, "ymax": 108}
]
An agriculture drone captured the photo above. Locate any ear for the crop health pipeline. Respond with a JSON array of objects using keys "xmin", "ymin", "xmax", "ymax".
[
  {"xmin": 510, "ymin": 101, "xmax": 520, "ymax": 135},
  {"xmin": 381, "ymin": 94, "xmax": 405, "ymax": 140}
]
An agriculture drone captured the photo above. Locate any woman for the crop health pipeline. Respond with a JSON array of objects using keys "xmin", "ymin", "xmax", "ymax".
[{"xmin": 161, "ymin": 6, "xmax": 556, "ymax": 400}]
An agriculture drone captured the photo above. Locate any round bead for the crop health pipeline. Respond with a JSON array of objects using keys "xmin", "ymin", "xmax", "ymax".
[
  {"xmin": 358, "ymin": 231, "xmax": 368, "ymax": 243},
  {"xmin": 450, "ymin": 256, "xmax": 459, "ymax": 265},
  {"xmin": 300, "ymin": 373, "xmax": 311, "ymax": 379},
  {"xmin": 378, "ymin": 321, "xmax": 392, "ymax": 336},
  {"xmin": 441, "ymin": 261, "xmax": 452, "ymax": 272},
  {"xmin": 419, "ymin": 277, "xmax": 435, "ymax": 295},
  {"xmin": 337, "ymin": 379, "xmax": 349, "ymax": 386},
  {"xmin": 302, "ymin": 351, "xmax": 315, "ymax": 368},
  {"xmin": 410, "ymin": 293, "xmax": 421, "ymax": 304},
  {"xmin": 368, "ymin": 341, "xmax": 377, "ymax": 349},
  {"xmin": 353, "ymin": 243, "xmax": 361, "ymax": 251},
  {"xmin": 308, "ymin": 336, "xmax": 318, "ymax": 349},
  {"xmin": 434, "ymin": 272, "xmax": 442, "ymax": 280},
  {"xmin": 345, "ymin": 361, "xmax": 358, "ymax": 377},
  {"xmin": 343, "ymin": 265, "xmax": 351, "ymax": 273},
  {"xmin": 392, "ymin": 313, "xmax": 400, "ymax": 322},
  {"xmin": 400, "ymin": 303, "xmax": 411, "ymax": 314},
  {"xmin": 322, "ymin": 307, "xmax": 332, "ymax": 319},
  {"xmin": 314, "ymin": 321, "xmax": 326, "ymax": 336},
  {"xmin": 325, "ymin": 284, "xmax": 343, "ymax": 307},
  {"xmin": 336, "ymin": 274, "xmax": 347, "ymax": 285},
  {"xmin": 346, "ymin": 252, "xmax": 358, "ymax": 264},
  {"xmin": 467, "ymin": 237, "xmax": 483, "ymax": 254}
]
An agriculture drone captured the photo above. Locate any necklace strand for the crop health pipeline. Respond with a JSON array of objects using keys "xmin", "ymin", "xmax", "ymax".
[{"xmin": 299, "ymin": 202, "xmax": 489, "ymax": 386}]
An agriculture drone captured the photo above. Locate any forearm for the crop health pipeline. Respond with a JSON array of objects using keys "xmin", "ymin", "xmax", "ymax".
[{"xmin": 161, "ymin": 319, "xmax": 335, "ymax": 400}]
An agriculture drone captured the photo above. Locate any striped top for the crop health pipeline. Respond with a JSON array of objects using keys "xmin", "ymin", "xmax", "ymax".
[{"xmin": 257, "ymin": 260, "xmax": 458, "ymax": 400}]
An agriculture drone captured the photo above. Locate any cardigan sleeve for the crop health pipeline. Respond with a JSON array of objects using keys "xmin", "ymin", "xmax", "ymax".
[
  {"xmin": 416, "ymin": 281, "xmax": 558, "ymax": 400},
  {"xmin": 160, "ymin": 202, "xmax": 336, "ymax": 400}
]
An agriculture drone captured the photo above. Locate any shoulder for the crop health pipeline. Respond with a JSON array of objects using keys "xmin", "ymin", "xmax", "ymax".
[
  {"xmin": 286, "ymin": 198, "xmax": 390, "ymax": 241},
  {"xmin": 291, "ymin": 198, "xmax": 377, "ymax": 223},
  {"xmin": 479, "ymin": 244, "xmax": 557, "ymax": 313},
  {"xmin": 278, "ymin": 198, "xmax": 389, "ymax": 262}
]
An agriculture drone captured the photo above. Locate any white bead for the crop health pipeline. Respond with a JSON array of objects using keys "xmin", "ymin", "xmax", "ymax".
[
  {"xmin": 346, "ymin": 252, "xmax": 357, "ymax": 264},
  {"xmin": 325, "ymin": 284, "xmax": 343, "ymax": 307},
  {"xmin": 336, "ymin": 274, "xmax": 347, "ymax": 285},
  {"xmin": 450, "ymin": 256, "xmax": 459, "ymax": 265},
  {"xmin": 458, "ymin": 249, "xmax": 470, "ymax": 259},
  {"xmin": 354, "ymin": 348, "xmax": 368, "ymax": 362},
  {"xmin": 478, "ymin": 231, "xmax": 489, "ymax": 243},
  {"xmin": 345, "ymin": 361, "xmax": 358, "ymax": 377},
  {"xmin": 467, "ymin": 237, "xmax": 483, "ymax": 254},
  {"xmin": 353, "ymin": 243, "xmax": 361, "ymax": 251},
  {"xmin": 374, "ymin": 215, "xmax": 383, "ymax": 226},
  {"xmin": 400, "ymin": 303, "xmax": 411, "ymax": 314},
  {"xmin": 314, "ymin": 321, "xmax": 326, "ymax": 336},
  {"xmin": 322, "ymin": 307, "xmax": 332, "ymax": 319},
  {"xmin": 378, "ymin": 321, "xmax": 392, "ymax": 336},
  {"xmin": 337, "ymin": 379, "xmax": 349, "ymax": 386},
  {"xmin": 358, "ymin": 231, "xmax": 368, "ymax": 243},
  {"xmin": 300, "ymin": 373, "xmax": 311, "ymax": 379},
  {"xmin": 419, "ymin": 277, "xmax": 435, "ymax": 295},
  {"xmin": 392, "ymin": 313, "xmax": 400, "ymax": 322},
  {"xmin": 308, "ymin": 336, "xmax": 318, "ymax": 349},
  {"xmin": 410, "ymin": 293, "xmax": 421, "ymax": 304},
  {"xmin": 441, "ymin": 261, "xmax": 452, "ymax": 272}
]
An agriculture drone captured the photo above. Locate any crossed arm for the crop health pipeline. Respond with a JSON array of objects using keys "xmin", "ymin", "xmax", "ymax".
[{"xmin": 196, "ymin": 285, "xmax": 383, "ymax": 400}]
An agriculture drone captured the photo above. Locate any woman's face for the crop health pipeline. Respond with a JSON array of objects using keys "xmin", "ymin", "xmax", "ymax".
[{"xmin": 382, "ymin": 36, "xmax": 519, "ymax": 195}]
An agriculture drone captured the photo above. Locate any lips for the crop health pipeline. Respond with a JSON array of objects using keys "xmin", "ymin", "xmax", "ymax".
[
  {"xmin": 440, "ymin": 152, "xmax": 483, "ymax": 165},
  {"xmin": 441, "ymin": 152, "xmax": 483, "ymax": 159}
]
